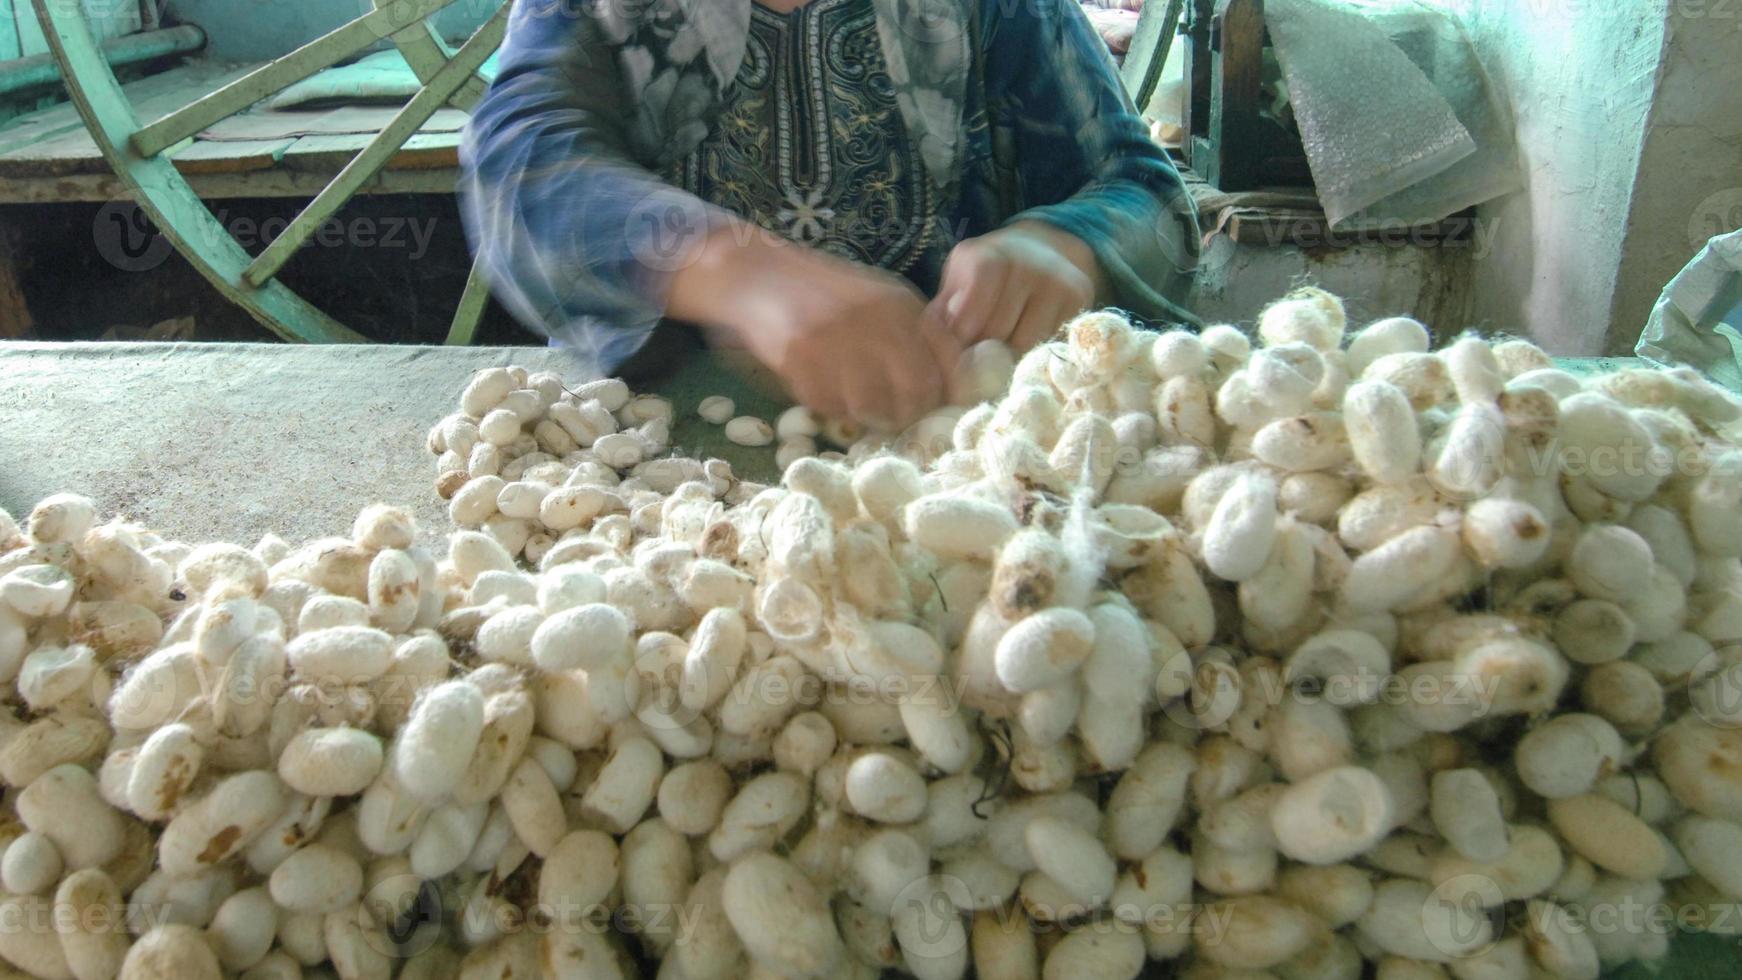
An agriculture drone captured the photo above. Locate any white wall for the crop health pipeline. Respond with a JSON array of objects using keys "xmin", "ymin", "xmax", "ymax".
[
  {"xmin": 1607, "ymin": 6, "xmax": 1742, "ymax": 353},
  {"xmin": 1448, "ymin": 0, "xmax": 1670, "ymax": 354}
]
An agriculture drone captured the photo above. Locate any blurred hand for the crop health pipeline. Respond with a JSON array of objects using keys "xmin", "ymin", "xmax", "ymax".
[
  {"xmin": 671, "ymin": 227, "xmax": 956, "ymax": 430},
  {"xmin": 929, "ymin": 221, "xmax": 1103, "ymax": 354}
]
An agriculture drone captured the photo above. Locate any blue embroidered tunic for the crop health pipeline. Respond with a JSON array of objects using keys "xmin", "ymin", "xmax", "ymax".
[
  {"xmin": 661, "ymin": 0, "xmax": 956, "ymax": 286},
  {"xmin": 460, "ymin": 0, "xmax": 1195, "ymax": 372}
]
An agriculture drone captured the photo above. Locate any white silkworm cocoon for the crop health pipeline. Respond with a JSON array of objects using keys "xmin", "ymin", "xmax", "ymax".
[
  {"xmin": 1546, "ymin": 793, "xmax": 1666, "ymax": 881},
  {"xmin": 0, "ymin": 563, "xmax": 75, "ymax": 618},
  {"xmin": 1339, "ymin": 525, "xmax": 1461, "ymax": 612},
  {"xmin": 0, "ymin": 832, "xmax": 59, "ymax": 895},
  {"xmin": 119, "ymin": 923, "xmax": 224, "ymax": 980},
  {"xmin": 1194, "ymin": 895, "xmax": 1322, "ymax": 970},
  {"xmin": 540, "ymin": 828, "xmax": 619, "ymax": 919},
  {"xmin": 1427, "ymin": 401, "xmax": 1505, "ymax": 499},
  {"xmin": 1568, "ymin": 523, "xmax": 1654, "ymax": 602},
  {"xmin": 1343, "ymin": 380, "xmax": 1421, "ymax": 485},
  {"xmin": 724, "ymin": 853, "xmax": 844, "ymax": 976},
  {"xmin": 707, "ymin": 770, "xmax": 808, "ymax": 861},
  {"xmin": 1461, "ymin": 498, "xmax": 1550, "ymax": 569},
  {"xmin": 1558, "ymin": 392, "xmax": 1666, "ymax": 501},
  {"xmin": 898, "ymin": 683, "xmax": 974, "ymax": 774},
  {"xmin": 1201, "ymin": 473, "xmax": 1278, "ymax": 582},
  {"xmin": 1514, "ymin": 713, "xmax": 1624, "ymax": 799},
  {"xmin": 657, "ymin": 760, "xmax": 733, "ymax": 837},
  {"xmin": 57, "ymin": 868, "xmax": 133, "ymax": 977},
  {"xmin": 1430, "ymin": 768, "xmax": 1509, "ymax": 862},
  {"xmin": 844, "ymin": 752, "xmax": 927, "ymax": 823},
  {"xmin": 1024, "ymin": 816, "xmax": 1115, "ymax": 908},
  {"xmin": 1444, "ymin": 334, "xmax": 1506, "ymax": 404},
  {"xmin": 1356, "ymin": 878, "xmax": 1493, "ymax": 963},
  {"xmin": 580, "ymin": 735, "xmax": 664, "ymax": 834},
  {"xmin": 1521, "ymin": 899, "xmax": 1600, "ymax": 980},
  {"xmin": 893, "ymin": 875, "xmax": 971, "ymax": 980},
  {"xmin": 126, "ymin": 722, "xmax": 204, "ymax": 820},
  {"xmin": 1150, "ymin": 330, "xmax": 1209, "ymax": 380},
  {"xmin": 1105, "ymin": 742, "xmax": 1195, "ymax": 860},
  {"xmin": 1156, "ymin": 375, "xmax": 1217, "ymax": 449},
  {"xmin": 531, "ymin": 601, "xmax": 631, "ymax": 673},
  {"xmin": 157, "ymin": 770, "xmax": 287, "ymax": 877},
  {"xmin": 994, "ymin": 607, "xmax": 1096, "ymax": 693},
  {"xmin": 1270, "ymin": 765, "xmax": 1394, "ymax": 864},
  {"xmin": 725, "ymin": 417, "xmax": 774, "ymax": 447},
  {"xmin": 1252, "ymin": 412, "xmax": 1350, "ymax": 473},
  {"xmin": 1454, "ymin": 636, "xmax": 1567, "ymax": 717},
  {"xmin": 394, "ymin": 679, "xmax": 486, "ymax": 802},
  {"xmin": 268, "ymin": 842, "xmax": 363, "ymax": 913},
  {"xmin": 696, "ymin": 395, "xmax": 735, "ymax": 424},
  {"xmin": 905, "ymin": 494, "xmax": 1019, "ymax": 561},
  {"xmin": 1048, "ymin": 414, "xmax": 1119, "ymax": 494},
  {"xmin": 278, "ymin": 726, "xmax": 383, "ymax": 797}
]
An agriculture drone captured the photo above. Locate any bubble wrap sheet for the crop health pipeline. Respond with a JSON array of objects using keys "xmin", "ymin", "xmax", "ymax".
[{"xmin": 1265, "ymin": 0, "xmax": 1520, "ymax": 228}]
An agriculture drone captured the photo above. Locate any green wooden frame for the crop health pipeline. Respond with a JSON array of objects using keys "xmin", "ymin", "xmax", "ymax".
[{"xmin": 31, "ymin": 0, "xmax": 508, "ymax": 344}]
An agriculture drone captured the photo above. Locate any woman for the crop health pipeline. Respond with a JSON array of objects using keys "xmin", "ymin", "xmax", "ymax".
[{"xmin": 461, "ymin": 0, "xmax": 1195, "ymax": 428}]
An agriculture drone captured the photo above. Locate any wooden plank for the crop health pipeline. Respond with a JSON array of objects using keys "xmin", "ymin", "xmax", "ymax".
[
  {"xmin": 243, "ymin": 4, "xmax": 505, "ymax": 286},
  {"xmin": 129, "ymin": 0, "xmax": 473, "ymax": 157},
  {"xmin": 0, "ymin": 167, "xmax": 458, "ymax": 204},
  {"xmin": 0, "ymin": 58, "xmax": 255, "ymax": 159},
  {"xmin": 280, "ymin": 130, "xmax": 458, "ymax": 172},
  {"xmin": 0, "ymin": 60, "xmax": 259, "ymax": 176},
  {"xmin": 445, "ymin": 257, "xmax": 491, "ymax": 346},
  {"xmin": 386, "ymin": 16, "xmax": 488, "ymax": 110},
  {"xmin": 198, "ymin": 104, "xmax": 468, "ymax": 141},
  {"xmin": 170, "ymin": 137, "xmax": 295, "ymax": 175}
]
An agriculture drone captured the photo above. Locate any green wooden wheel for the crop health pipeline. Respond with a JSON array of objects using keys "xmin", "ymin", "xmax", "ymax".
[{"xmin": 30, "ymin": 0, "xmax": 509, "ymax": 345}]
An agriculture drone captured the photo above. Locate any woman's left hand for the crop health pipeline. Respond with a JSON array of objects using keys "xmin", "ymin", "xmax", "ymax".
[{"xmin": 928, "ymin": 221, "xmax": 1104, "ymax": 354}]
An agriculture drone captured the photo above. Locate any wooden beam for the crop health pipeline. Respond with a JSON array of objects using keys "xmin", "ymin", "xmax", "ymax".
[
  {"xmin": 129, "ymin": 0, "xmax": 471, "ymax": 157},
  {"xmin": 445, "ymin": 257, "xmax": 490, "ymax": 346},
  {"xmin": 170, "ymin": 137, "xmax": 295, "ymax": 175},
  {"xmin": 242, "ymin": 5, "xmax": 506, "ymax": 287}
]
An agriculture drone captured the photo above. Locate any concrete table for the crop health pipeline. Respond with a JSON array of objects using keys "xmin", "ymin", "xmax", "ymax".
[{"xmin": 0, "ymin": 342, "xmax": 789, "ymax": 547}]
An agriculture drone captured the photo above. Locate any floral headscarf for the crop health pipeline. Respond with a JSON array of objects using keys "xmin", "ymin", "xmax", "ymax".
[{"xmin": 593, "ymin": 0, "xmax": 972, "ymax": 193}]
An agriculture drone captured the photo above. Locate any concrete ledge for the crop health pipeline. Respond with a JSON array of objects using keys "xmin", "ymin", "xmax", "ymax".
[{"xmin": 0, "ymin": 342, "xmax": 787, "ymax": 546}]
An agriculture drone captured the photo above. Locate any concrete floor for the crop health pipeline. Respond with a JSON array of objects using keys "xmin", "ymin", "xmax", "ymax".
[{"xmin": 0, "ymin": 342, "xmax": 788, "ymax": 547}]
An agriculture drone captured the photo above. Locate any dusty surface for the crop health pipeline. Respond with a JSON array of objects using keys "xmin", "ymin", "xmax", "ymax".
[{"xmin": 0, "ymin": 342, "xmax": 787, "ymax": 546}]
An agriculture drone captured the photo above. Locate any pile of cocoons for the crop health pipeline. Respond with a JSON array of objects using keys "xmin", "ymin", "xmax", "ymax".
[{"xmin": 3, "ymin": 286, "xmax": 1742, "ymax": 980}]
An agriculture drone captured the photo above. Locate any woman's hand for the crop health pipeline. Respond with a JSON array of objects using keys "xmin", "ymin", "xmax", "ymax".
[
  {"xmin": 670, "ymin": 226, "xmax": 956, "ymax": 430},
  {"xmin": 929, "ymin": 221, "xmax": 1104, "ymax": 353}
]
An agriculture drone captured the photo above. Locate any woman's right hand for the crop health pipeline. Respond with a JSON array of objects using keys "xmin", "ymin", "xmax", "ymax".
[{"xmin": 669, "ymin": 225, "xmax": 954, "ymax": 430}]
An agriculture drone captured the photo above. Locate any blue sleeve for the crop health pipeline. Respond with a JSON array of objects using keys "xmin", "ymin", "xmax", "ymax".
[
  {"xmin": 981, "ymin": 0, "xmax": 1199, "ymax": 324},
  {"xmin": 458, "ymin": 0, "xmax": 725, "ymax": 369}
]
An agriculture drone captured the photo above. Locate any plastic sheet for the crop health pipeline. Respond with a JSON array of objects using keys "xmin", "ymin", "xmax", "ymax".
[
  {"xmin": 1264, "ymin": 0, "xmax": 1521, "ymax": 229},
  {"xmin": 1636, "ymin": 228, "xmax": 1742, "ymax": 393}
]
